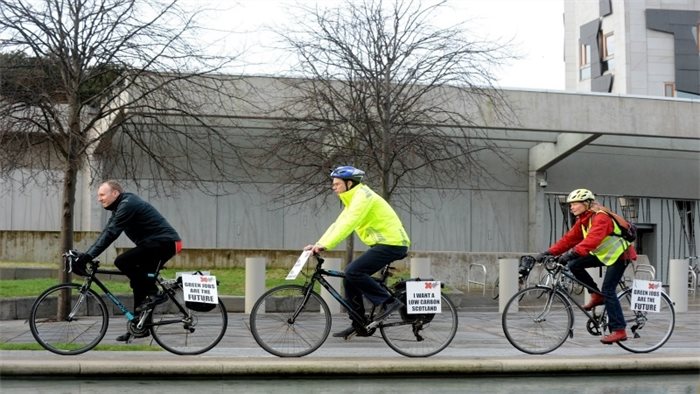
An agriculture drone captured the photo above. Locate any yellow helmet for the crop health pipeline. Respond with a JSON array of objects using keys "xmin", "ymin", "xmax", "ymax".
[{"xmin": 566, "ymin": 188, "xmax": 595, "ymax": 203}]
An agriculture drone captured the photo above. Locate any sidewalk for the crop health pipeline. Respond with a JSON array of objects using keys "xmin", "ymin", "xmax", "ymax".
[{"xmin": 2, "ymin": 296, "xmax": 699, "ymax": 377}]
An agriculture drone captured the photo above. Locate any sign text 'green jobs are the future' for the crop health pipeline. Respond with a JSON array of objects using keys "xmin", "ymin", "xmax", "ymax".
[
  {"xmin": 631, "ymin": 279, "xmax": 662, "ymax": 312},
  {"xmin": 181, "ymin": 273, "xmax": 219, "ymax": 304}
]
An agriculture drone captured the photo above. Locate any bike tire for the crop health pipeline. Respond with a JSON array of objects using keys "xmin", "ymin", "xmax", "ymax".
[
  {"xmin": 249, "ymin": 284, "xmax": 331, "ymax": 357},
  {"xmin": 29, "ymin": 283, "xmax": 108, "ymax": 355},
  {"xmin": 501, "ymin": 286, "xmax": 573, "ymax": 354},
  {"xmin": 150, "ymin": 285, "xmax": 228, "ymax": 355},
  {"xmin": 380, "ymin": 290, "xmax": 458, "ymax": 357},
  {"xmin": 611, "ymin": 288, "xmax": 675, "ymax": 353}
]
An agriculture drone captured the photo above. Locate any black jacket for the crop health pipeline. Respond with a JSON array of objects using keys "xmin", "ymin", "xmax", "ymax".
[{"xmin": 86, "ymin": 192, "xmax": 180, "ymax": 257}]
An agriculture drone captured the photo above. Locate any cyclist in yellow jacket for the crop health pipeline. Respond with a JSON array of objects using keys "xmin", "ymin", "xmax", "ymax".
[{"xmin": 306, "ymin": 166, "xmax": 411, "ymax": 338}]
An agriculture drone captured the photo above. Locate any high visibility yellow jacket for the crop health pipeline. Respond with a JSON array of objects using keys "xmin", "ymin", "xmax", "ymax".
[
  {"xmin": 549, "ymin": 209, "xmax": 633, "ymax": 266},
  {"xmin": 317, "ymin": 183, "xmax": 411, "ymax": 250}
]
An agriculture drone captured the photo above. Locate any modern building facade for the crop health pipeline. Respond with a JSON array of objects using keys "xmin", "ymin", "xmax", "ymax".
[{"xmin": 565, "ymin": 0, "xmax": 700, "ymax": 98}]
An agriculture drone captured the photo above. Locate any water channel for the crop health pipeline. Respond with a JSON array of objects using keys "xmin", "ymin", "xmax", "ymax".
[{"xmin": 2, "ymin": 373, "xmax": 698, "ymax": 393}]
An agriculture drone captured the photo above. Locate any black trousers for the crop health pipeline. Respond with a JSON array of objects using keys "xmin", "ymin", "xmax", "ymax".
[
  {"xmin": 114, "ymin": 240, "xmax": 176, "ymax": 308},
  {"xmin": 344, "ymin": 244, "xmax": 408, "ymax": 322}
]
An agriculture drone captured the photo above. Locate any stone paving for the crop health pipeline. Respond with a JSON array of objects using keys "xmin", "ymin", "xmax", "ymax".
[{"xmin": 1, "ymin": 295, "xmax": 698, "ymax": 377}]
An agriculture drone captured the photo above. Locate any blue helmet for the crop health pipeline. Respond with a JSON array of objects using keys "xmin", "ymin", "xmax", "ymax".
[{"xmin": 330, "ymin": 166, "xmax": 365, "ymax": 183}]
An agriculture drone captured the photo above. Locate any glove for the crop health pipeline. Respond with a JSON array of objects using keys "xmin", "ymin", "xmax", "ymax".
[
  {"xmin": 535, "ymin": 251, "xmax": 552, "ymax": 262},
  {"xmin": 72, "ymin": 252, "xmax": 93, "ymax": 276},
  {"xmin": 75, "ymin": 252, "xmax": 93, "ymax": 265},
  {"xmin": 557, "ymin": 250, "xmax": 579, "ymax": 265}
]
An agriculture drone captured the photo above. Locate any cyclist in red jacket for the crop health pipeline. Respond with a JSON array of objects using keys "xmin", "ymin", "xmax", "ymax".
[{"xmin": 537, "ymin": 188, "xmax": 636, "ymax": 344}]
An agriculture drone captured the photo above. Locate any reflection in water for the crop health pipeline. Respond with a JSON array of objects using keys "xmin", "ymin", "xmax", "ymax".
[{"xmin": 2, "ymin": 374, "xmax": 698, "ymax": 394}]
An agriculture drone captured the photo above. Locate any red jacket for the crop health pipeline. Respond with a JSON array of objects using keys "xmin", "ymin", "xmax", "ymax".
[{"xmin": 548, "ymin": 210, "xmax": 637, "ymax": 261}]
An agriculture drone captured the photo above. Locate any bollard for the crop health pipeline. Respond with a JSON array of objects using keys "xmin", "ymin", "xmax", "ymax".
[
  {"xmin": 584, "ymin": 267, "xmax": 605, "ymax": 306},
  {"xmin": 245, "ymin": 257, "xmax": 266, "ymax": 314},
  {"xmin": 322, "ymin": 257, "xmax": 342, "ymax": 314},
  {"xmin": 669, "ymin": 259, "xmax": 688, "ymax": 313},
  {"xmin": 499, "ymin": 258, "xmax": 519, "ymax": 313},
  {"xmin": 411, "ymin": 257, "xmax": 431, "ymax": 279}
]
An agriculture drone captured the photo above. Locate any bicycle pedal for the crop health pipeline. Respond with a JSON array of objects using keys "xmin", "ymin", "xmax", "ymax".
[{"xmin": 365, "ymin": 321, "xmax": 380, "ymax": 330}]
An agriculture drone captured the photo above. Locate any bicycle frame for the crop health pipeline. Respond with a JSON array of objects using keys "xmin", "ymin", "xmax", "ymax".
[
  {"xmin": 76, "ymin": 265, "xmax": 186, "ymax": 331},
  {"xmin": 292, "ymin": 255, "xmax": 389, "ymax": 328},
  {"xmin": 79, "ymin": 267, "xmax": 136, "ymax": 320},
  {"xmin": 538, "ymin": 260, "xmax": 610, "ymax": 330}
]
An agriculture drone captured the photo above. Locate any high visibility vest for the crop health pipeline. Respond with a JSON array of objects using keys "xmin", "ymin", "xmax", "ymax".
[{"xmin": 581, "ymin": 211, "xmax": 630, "ymax": 266}]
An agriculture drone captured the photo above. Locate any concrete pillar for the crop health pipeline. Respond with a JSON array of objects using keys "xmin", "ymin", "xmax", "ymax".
[
  {"xmin": 322, "ymin": 257, "xmax": 342, "ymax": 314},
  {"xmin": 411, "ymin": 257, "xmax": 431, "ymax": 279},
  {"xmin": 584, "ymin": 267, "xmax": 605, "ymax": 305},
  {"xmin": 245, "ymin": 257, "xmax": 266, "ymax": 314},
  {"xmin": 669, "ymin": 259, "xmax": 688, "ymax": 313},
  {"xmin": 499, "ymin": 258, "xmax": 519, "ymax": 313}
]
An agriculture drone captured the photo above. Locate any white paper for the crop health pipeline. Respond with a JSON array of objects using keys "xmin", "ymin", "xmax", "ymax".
[
  {"xmin": 286, "ymin": 250, "xmax": 313, "ymax": 280},
  {"xmin": 630, "ymin": 279, "xmax": 662, "ymax": 312},
  {"xmin": 405, "ymin": 281, "xmax": 442, "ymax": 314},
  {"xmin": 181, "ymin": 273, "xmax": 218, "ymax": 304}
]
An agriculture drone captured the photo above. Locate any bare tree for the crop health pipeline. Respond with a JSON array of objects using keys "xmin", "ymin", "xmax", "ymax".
[
  {"xmin": 0, "ymin": 0, "xmax": 248, "ymax": 317},
  {"xmin": 260, "ymin": 0, "xmax": 517, "ymax": 211}
]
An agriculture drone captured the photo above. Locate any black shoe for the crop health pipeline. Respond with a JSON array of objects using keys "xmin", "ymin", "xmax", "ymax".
[
  {"xmin": 135, "ymin": 292, "xmax": 168, "ymax": 313},
  {"xmin": 115, "ymin": 331, "xmax": 149, "ymax": 342},
  {"xmin": 372, "ymin": 298, "xmax": 404, "ymax": 323},
  {"xmin": 332, "ymin": 326, "xmax": 357, "ymax": 338}
]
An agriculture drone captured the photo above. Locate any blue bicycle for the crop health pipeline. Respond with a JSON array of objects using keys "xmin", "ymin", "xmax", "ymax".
[{"xmin": 29, "ymin": 250, "xmax": 227, "ymax": 355}]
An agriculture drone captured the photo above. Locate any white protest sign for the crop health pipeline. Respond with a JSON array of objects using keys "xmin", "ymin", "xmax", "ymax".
[
  {"xmin": 181, "ymin": 274, "xmax": 218, "ymax": 304},
  {"xmin": 631, "ymin": 279, "xmax": 662, "ymax": 312},
  {"xmin": 286, "ymin": 250, "xmax": 313, "ymax": 280},
  {"xmin": 405, "ymin": 281, "xmax": 442, "ymax": 314}
]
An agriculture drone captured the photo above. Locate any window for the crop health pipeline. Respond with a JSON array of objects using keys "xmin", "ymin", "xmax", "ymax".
[
  {"xmin": 664, "ymin": 82, "xmax": 676, "ymax": 97},
  {"xmin": 579, "ymin": 44, "xmax": 591, "ymax": 80},
  {"xmin": 580, "ymin": 44, "xmax": 590, "ymax": 66},
  {"xmin": 600, "ymin": 32, "xmax": 615, "ymax": 72},
  {"xmin": 696, "ymin": 23, "xmax": 699, "ymax": 51}
]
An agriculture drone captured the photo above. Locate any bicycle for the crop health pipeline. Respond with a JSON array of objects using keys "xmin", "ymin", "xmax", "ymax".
[
  {"xmin": 501, "ymin": 256, "xmax": 675, "ymax": 354},
  {"xmin": 248, "ymin": 253, "xmax": 458, "ymax": 357},
  {"xmin": 29, "ymin": 250, "xmax": 228, "ymax": 355}
]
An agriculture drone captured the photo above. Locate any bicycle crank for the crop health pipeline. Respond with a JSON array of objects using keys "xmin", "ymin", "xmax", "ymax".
[{"xmin": 585, "ymin": 318, "xmax": 602, "ymax": 336}]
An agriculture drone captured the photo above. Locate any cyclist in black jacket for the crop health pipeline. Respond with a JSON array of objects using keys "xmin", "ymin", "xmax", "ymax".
[{"xmin": 75, "ymin": 180, "xmax": 182, "ymax": 342}]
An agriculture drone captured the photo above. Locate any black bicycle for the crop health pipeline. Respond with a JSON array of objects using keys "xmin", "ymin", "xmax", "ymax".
[
  {"xmin": 501, "ymin": 256, "xmax": 675, "ymax": 354},
  {"xmin": 29, "ymin": 250, "xmax": 228, "ymax": 355},
  {"xmin": 249, "ymin": 253, "xmax": 458, "ymax": 357}
]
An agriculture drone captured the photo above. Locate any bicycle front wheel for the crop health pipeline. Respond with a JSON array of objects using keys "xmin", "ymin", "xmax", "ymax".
[
  {"xmin": 613, "ymin": 288, "xmax": 675, "ymax": 353},
  {"xmin": 249, "ymin": 284, "xmax": 331, "ymax": 357},
  {"xmin": 150, "ymin": 286, "xmax": 228, "ymax": 355},
  {"xmin": 502, "ymin": 286, "xmax": 573, "ymax": 354},
  {"xmin": 29, "ymin": 283, "xmax": 109, "ymax": 355},
  {"xmin": 380, "ymin": 291, "xmax": 458, "ymax": 357}
]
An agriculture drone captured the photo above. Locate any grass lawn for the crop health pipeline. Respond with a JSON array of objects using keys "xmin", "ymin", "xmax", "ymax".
[{"xmin": 0, "ymin": 265, "xmax": 412, "ymax": 298}]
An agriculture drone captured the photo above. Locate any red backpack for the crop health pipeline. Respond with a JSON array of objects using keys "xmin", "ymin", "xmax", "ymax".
[{"xmin": 595, "ymin": 206, "xmax": 637, "ymax": 243}]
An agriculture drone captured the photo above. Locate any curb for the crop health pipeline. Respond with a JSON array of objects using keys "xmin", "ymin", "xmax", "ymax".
[{"xmin": 2, "ymin": 354, "xmax": 698, "ymax": 377}]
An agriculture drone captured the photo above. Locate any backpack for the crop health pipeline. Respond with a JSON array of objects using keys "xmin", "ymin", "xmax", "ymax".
[{"xmin": 596, "ymin": 206, "xmax": 637, "ymax": 243}]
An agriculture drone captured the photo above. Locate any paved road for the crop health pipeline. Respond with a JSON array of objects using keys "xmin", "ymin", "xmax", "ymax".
[{"xmin": 2, "ymin": 299, "xmax": 699, "ymax": 377}]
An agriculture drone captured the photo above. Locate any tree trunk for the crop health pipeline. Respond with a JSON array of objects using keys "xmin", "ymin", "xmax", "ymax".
[
  {"xmin": 344, "ymin": 236, "xmax": 354, "ymax": 266},
  {"xmin": 57, "ymin": 139, "xmax": 80, "ymax": 319}
]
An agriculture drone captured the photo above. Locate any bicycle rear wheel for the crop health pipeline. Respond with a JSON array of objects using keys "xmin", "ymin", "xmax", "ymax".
[
  {"xmin": 150, "ymin": 285, "xmax": 228, "ymax": 355},
  {"xmin": 29, "ymin": 283, "xmax": 108, "ymax": 355},
  {"xmin": 612, "ymin": 288, "xmax": 675, "ymax": 353},
  {"xmin": 502, "ymin": 286, "xmax": 573, "ymax": 354},
  {"xmin": 249, "ymin": 284, "xmax": 331, "ymax": 357},
  {"xmin": 380, "ymin": 291, "xmax": 458, "ymax": 357}
]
